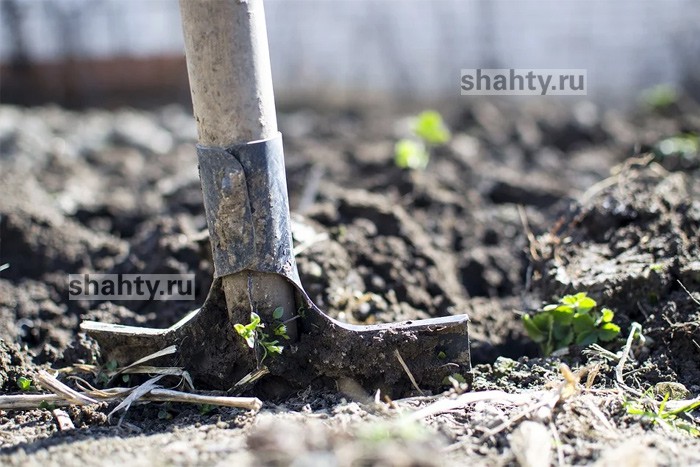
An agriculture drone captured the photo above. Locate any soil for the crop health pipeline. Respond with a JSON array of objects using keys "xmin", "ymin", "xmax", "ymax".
[{"xmin": 1, "ymin": 98, "xmax": 699, "ymax": 465}]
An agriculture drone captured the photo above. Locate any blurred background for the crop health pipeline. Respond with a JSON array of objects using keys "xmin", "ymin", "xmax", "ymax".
[{"xmin": 1, "ymin": 0, "xmax": 699, "ymax": 109}]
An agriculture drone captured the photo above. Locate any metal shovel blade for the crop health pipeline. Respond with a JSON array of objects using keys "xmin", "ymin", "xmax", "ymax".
[{"xmin": 81, "ymin": 136, "xmax": 470, "ymax": 396}]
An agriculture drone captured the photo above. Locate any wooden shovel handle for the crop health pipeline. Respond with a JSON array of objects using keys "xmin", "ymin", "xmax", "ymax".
[
  {"xmin": 179, "ymin": 0, "xmax": 278, "ymax": 145},
  {"xmin": 179, "ymin": 0, "xmax": 297, "ymax": 336}
]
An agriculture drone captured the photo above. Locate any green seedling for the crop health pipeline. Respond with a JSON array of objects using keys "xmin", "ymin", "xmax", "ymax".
[
  {"xmin": 522, "ymin": 292, "xmax": 621, "ymax": 356},
  {"xmin": 198, "ymin": 404, "xmax": 215, "ymax": 415},
  {"xmin": 234, "ymin": 309, "xmax": 290, "ymax": 363},
  {"xmin": 441, "ymin": 373, "xmax": 467, "ymax": 386},
  {"xmin": 654, "ymin": 133, "xmax": 699, "ymax": 161},
  {"xmin": 395, "ymin": 110, "xmax": 451, "ymax": 170},
  {"xmin": 96, "ymin": 359, "xmax": 119, "ymax": 385},
  {"xmin": 641, "ymin": 84, "xmax": 678, "ymax": 111},
  {"xmin": 158, "ymin": 402, "xmax": 173, "ymax": 420},
  {"xmin": 16, "ymin": 376, "xmax": 32, "ymax": 391},
  {"xmin": 395, "ymin": 139, "xmax": 430, "ymax": 170},
  {"xmin": 39, "ymin": 400, "xmax": 56, "ymax": 411},
  {"xmin": 625, "ymin": 391, "xmax": 700, "ymax": 437}
]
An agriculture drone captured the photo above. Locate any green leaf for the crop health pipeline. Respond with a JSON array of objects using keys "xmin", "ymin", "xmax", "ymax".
[
  {"xmin": 263, "ymin": 341, "xmax": 283, "ymax": 355},
  {"xmin": 561, "ymin": 294, "xmax": 578, "ymax": 305},
  {"xmin": 542, "ymin": 304, "xmax": 558, "ymax": 311},
  {"xmin": 199, "ymin": 404, "xmax": 215, "ymax": 415},
  {"xmin": 274, "ymin": 323, "xmax": 289, "ymax": 339},
  {"xmin": 272, "ymin": 307, "xmax": 284, "ymax": 320},
  {"xmin": 575, "ymin": 296, "xmax": 597, "ymax": 312},
  {"xmin": 597, "ymin": 323, "xmax": 621, "ymax": 341},
  {"xmin": 522, "ymin": 314, "xmax": 547, "ymax": 343},
  {"xmin": 553, "ymin": 323, "xmax": 574, "ymax": 347},
  {"xmin": 17, "ymin": 376, "xmax": 32, "ymax": 391},
  {"xmin": 550, "ymin": 305, "xmax": 574, "ymax": 324},
  {"xmin": 413, "ymin": 111, "xmax": 451, "ymax": 145},
  {"xmin": 249, "ymin": 312, "xmax": 261, "ymax": 327},
  {"xmin": 576, "ymin": 329, "xmax": 598, "ymax": 346},
  {"xmin": 572, "ymin": 312, "xmax": 595, "ymax": 334},
  {"xmin": 597, "ymin": 308, "xmax": 615, "ymax": 324},
  {"xmin": 441, "ymin": 373, "xmax": 467, "ymax": 385},
  {"xmin": 394, "ymin": 139, "xmax": 429, "ymax": 170},
  {"xmin": 642, "ymin": 84, "xmax": 678, "ymax": 110},
  {"xmin": 39, "ymin": 400, "xmax": 56, "ymax": 411},
  {"xmin": 532, "ymin": 312, "xmax": 553, "ymax": 330},
  {"xmin": 234, "ymin": 323, "xmax": 256, "ymax": 348}
]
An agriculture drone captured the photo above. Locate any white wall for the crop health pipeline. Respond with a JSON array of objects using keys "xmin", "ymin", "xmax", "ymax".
[{"xmin": 1, "ymin": 0, "xmax": 699, "ymax": 103}]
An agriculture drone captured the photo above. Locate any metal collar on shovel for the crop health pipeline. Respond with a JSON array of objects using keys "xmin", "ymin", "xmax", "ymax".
[{"xmin": 81, "ymin": 0, "xmax": 470, "ymax": 397}]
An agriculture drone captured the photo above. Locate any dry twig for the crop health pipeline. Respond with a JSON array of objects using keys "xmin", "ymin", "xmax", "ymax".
[{"xmin": 394, "ymin": 350, "xmax": 425, "ymax": 396}]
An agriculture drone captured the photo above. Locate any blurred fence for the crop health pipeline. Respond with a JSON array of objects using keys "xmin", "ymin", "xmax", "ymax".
[{"xmin": 1, "ymin": 0, "xmax": 699, "ymax": 107}]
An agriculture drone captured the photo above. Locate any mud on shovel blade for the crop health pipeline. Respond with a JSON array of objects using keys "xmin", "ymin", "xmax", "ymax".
[{"xmin": 81, "ymin": 0, "xmax": 471, "ymax": 396}]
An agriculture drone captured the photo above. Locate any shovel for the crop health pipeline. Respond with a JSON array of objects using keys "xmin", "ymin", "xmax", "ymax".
[{"xmin": 81, "ymin": 0, "xmax": 471, "ymax": 397}]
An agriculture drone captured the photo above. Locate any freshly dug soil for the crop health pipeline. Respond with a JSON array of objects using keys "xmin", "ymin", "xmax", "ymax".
[{"xmin": 0, "ymin": 98, "xmax": 699, "ymax": 465}]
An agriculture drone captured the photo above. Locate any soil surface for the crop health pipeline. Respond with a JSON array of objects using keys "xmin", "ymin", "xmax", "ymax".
[{"xmin": 0, "ymin": 98, "xmax": 699, "ymax": 465}]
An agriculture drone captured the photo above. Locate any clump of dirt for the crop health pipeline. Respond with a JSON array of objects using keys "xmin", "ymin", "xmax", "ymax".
[
  {"xmin": 0, "ymin": 339, "xmax": 35, "ymax": 391},
  {"xmin": 531, "ymin": 165, "xmax": 700, "ymax": 390}
]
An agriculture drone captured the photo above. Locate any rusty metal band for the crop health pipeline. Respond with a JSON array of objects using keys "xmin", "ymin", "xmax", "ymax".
[{"xmin": 197, "ymin": 133, "xmax": 302, "ymax": 286}]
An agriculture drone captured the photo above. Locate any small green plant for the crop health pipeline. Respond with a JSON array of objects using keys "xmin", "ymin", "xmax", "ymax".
[
  {"xmin": 234, "ymin": 308, "xmax": 290, "ymax": 363},
  {"xmin": 441, "ymin": 373, "xmax": 467, "ymax": 386},
  {"xmin": 198, "ymin": 404, "xmax": 215, "ymax": 415},
  {"xmin": 39, "ymin": 400, "xmax": 56, "ymax": 411},
  {"xmin": 96, "ymin": 359, "xmax": 119, "ymax": 385},
  {"xmin": 625, "ymin": 391, "xmax": 700, "ymax": 436},
  {"xmin": 394, "ymin": 110, "xmax": 451, "ymax": 170},
  {"xmin": 158, "ymin": 404, "xmax": 174, "ymax": 420},
  {"xmin": 395, "ymin": 139, "xmax": 430, "ymax": 170},
  {"xmin": 640, "ymin": 84, "xmax": 678, "ymax": 111},
  {"xmin": 522, "ymin": 292, "xmax": 621, "ymax": 356},
  {"xmin": 16, "ymin": 376, "xmax": 32, "ymax": 391},
  {"xmin": 654, "ymin": 133, "xmax": 699, "ymax": 161}
]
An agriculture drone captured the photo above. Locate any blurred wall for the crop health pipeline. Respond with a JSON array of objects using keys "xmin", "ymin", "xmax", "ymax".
[{"xmin": 1, "ymin": 0, "xmax": 699, "ymax": 107}]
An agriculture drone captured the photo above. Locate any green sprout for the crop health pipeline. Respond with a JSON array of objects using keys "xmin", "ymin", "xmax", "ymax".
[
  {"xmin": 441, "ymin": 373, "xmax": 467, "ymax": 386},
  {"xmin": 522, "ymin": 292, "xmax": 621, "ymax": 356},
  {"xmin": 158, "ymin": 402, "xmax": 173, "ymax": 420},
  {"xmin": 96, "ymin": 359, "xmax": 119, "ymax": 385},
  {"xmin": 625, "ymin": 391, "xmax": 700, "ymax": 436},
  {"xmin": 395, "ymin": 110, "xmax": 451, "ymax": 170},
  {"xmin": 234, "ymin": 309, "xmax": 290, "ymax": 363},
  {"xmin": 39, "ymin": 400, "xmax": 57, "ymax": 411},
  {"xmin": 654, "ymin": 133, "xmax": 699, "ymax": 161},
  {"xmin": 640, "ymin": 84, "xmax": 678, "ymax": 111},
  {"xmin": 198, "ymin": 404, "xmax": 215, "ymax": 415},
  {"xmin": 413, "ymin": 110, "xmax": 451, "ymax": 145},
  {"xmin": 395, "ymin": 140, "xmax": 430, "ymax": 170},
  {"xmin": 16, "ymin": 376, "xmax": 32, "ymax": 391}
]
